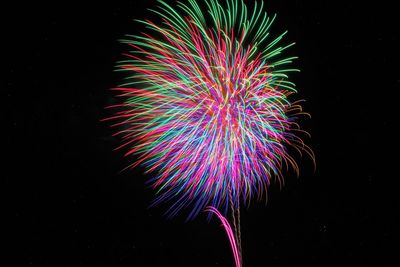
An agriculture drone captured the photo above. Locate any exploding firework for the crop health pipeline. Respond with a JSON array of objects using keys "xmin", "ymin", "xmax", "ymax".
[
  {"xmin": 106, "ymin": 0, "xmax": 315, "ymax": 265},
  {"xmin": 107, "ymin": 0, "xmax": 313, "ymax": 219}
]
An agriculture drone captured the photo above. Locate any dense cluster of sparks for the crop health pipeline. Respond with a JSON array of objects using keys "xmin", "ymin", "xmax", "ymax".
[{"xmin": 108, "ymin": 0, "xmax": 313, "ymax": 219}]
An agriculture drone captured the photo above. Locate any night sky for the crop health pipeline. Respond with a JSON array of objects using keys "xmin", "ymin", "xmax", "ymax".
[{"xmin": 5, "ymin": 0, "xmax": 398, "ymax": 266}]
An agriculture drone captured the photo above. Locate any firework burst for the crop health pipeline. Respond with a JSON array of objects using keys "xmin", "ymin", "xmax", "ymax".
[{"xmin": 107, "ymin": 0, "xmax": 313, "ymax": 219}]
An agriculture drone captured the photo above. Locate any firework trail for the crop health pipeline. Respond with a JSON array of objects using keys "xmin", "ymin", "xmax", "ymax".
[
  {"xmin": 206, "ymin": 206, "xmax": 241, "ymax": 267},
  {"xmin": 106, "ymin": 0, "xmax": 313, "ymax": 265}
]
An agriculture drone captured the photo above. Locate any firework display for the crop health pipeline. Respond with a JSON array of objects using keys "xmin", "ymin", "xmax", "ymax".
[
  {"xmin": 109, "ymin": 0, "xmax": 311, "ymax": 217},
  {"xmin": 107, "ymin": 0, "xmax": 313, "ymax": 265}
]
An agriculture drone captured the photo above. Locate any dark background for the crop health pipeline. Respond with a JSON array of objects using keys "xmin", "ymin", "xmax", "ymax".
[{"xmin": 5, "ymin": 0, "xmax": 398, "ymax": 266}]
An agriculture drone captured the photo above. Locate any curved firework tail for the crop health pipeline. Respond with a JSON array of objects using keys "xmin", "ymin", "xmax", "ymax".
[
  {"xmin": 106, "ymin": 0, "xmax": 314, "ymax": 219},
  {"xmin": 206, "ymin": 206, "xmax": 241, "ymax": 267}
]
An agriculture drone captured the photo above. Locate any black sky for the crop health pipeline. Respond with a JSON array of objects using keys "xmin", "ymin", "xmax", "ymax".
[{"xmin": 5, "ymin": 0, "xmax": 398, "ymax": 266}]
